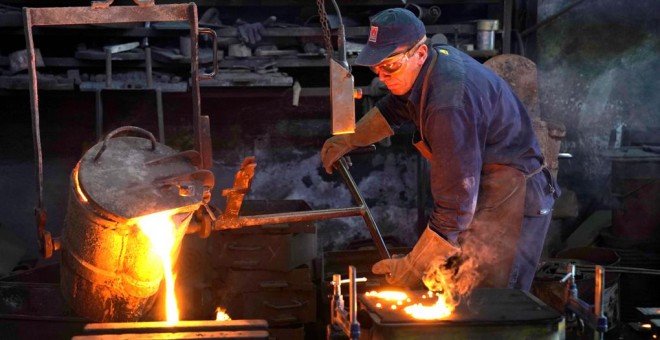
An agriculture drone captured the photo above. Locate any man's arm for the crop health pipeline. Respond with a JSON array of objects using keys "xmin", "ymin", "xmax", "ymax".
[{"xmin": 425, "ymin": 106, "xmax": 483, "ymax": 243}]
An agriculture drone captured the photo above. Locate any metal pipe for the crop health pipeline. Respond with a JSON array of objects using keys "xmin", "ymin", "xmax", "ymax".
[{"xmin": 336, "ymin": 158, "xmax": 391, "ymax": 260}]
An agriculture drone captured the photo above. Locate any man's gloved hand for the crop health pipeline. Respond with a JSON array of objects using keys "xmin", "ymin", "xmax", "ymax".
[
  {"xmin": 372, "ymin": 226, "xmax": 460, "ymax": 288},
  {"xmin": 320, "ymin": 107, "xmax": 394, "ymax": 174}
]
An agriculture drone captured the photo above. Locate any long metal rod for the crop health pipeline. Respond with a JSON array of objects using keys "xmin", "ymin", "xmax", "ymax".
[
  {"xmin": 336, "ymin": 157, "xmax": 391, "ymax": 260},
  {"xmin": 235, "ymin": 207, "xmax": 364, "ymax": 227},
  {"xmin": 575, "ymin": 264, "xmax": 660, "ymax": 276},
  {"xmin": 23, "ymin": 8, "xmax": 44, "ymax": 222}
]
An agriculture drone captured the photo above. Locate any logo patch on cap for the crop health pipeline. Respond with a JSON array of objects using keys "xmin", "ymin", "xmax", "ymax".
[{"xmin": 369, "ymin": 26, "xmax": 378, "ymax": 42}]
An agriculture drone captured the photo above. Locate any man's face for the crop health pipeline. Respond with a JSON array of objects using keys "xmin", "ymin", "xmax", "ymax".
[{"xmin": 371, "ymin": 41, "xmax": 428, "ymax": 96}]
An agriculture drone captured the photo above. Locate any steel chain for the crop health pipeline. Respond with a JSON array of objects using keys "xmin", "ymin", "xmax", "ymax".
[{"xmin": 316, "ymin": 0, "xmax": 334, "ymax": 59}]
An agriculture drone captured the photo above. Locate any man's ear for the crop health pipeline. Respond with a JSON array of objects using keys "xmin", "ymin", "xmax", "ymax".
[{"xmin": 416, "ymin": 44, "xmax": 429, "ymax": 65}]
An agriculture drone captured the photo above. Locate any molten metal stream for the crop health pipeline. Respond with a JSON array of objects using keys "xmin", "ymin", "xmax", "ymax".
[{"xmin": 137, "ymin": 212, "xmax": 179, "ymax": 323}]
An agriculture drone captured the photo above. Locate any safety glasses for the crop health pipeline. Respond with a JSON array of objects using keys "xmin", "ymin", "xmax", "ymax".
[{"xmin": 370, "ymin": 36, "xmax": 427, "ymax": 75}]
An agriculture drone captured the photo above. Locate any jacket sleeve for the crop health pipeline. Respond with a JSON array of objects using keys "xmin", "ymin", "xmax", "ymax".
[{"xmin": 424, "ymin": 106, "xmax": 483, "ymax": 243}]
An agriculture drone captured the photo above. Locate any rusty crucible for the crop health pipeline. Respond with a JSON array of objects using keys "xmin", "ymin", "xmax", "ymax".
[{"xmin": 61, "ymin": 127, "xmax": 213, "ymax": 322}]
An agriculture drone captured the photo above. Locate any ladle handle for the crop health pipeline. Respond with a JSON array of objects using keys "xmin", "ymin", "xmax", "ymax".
[{"xmin": 93, "ymin": 126, "xmax": 157, "ymax": 162}]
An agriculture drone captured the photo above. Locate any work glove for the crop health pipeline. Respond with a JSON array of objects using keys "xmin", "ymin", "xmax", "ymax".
[
  {"xmin": 320, "ymin": 107, "xmax": 394, "ymax": 174},
  {"xmin": 236, "ymin": 21, "xmax": 265, "ymax": 45},
  {"xmin": 372, "ymin": 226, "xmax": 460, "ymax": 288}
]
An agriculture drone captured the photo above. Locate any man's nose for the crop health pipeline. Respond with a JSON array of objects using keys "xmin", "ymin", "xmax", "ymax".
[{"xmin": 377, "ymin": 71, "xmax": 390, "ymax": 82}]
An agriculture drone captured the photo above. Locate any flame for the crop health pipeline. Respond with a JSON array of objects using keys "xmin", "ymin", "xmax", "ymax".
[
  {"xmin": 215, "ymin": 307, "xmax": 231, "ymax": 321},
  {"xmin": 137, "ymin": 211, "xmax": 179, "ymax": 324}
]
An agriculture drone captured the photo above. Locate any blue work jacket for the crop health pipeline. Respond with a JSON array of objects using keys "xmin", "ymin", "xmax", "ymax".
[{"xmin": 376, "ymin": 44, "xmax": 558, "ymax": 242}]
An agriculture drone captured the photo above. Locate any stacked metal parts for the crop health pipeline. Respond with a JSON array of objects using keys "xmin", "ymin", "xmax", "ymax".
[{"xmin": 209, "ymin": 200, "xmax": 318, "ymax": 339}]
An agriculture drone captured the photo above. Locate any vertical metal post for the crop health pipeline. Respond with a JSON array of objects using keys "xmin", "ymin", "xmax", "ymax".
[
  {"xmin": 105, "ymin": 49, "xmax": 112, "ymax": 88},
  {"xmin": 156, "ymin": 88, "xmax": 164, "ymax": 144},
  {"xmin": 23, "ymin": 8, "xmax": 45, "ymax": 221},
  {"xmin": 145, "ymin": 47, "xmax": 153, "ymax": 88},
  {"xmin": 594, "ymin": 265, "xmax": 606, "ymax": 340},
  {"xmin": 95, "ymin": 89, "xmax": 103, "ymax": 140},
  {"xmin": 502, "ymin": 0, "xmax": 512, "ymax": 53},
  {"xmin": 349, "ymin": 266, "xmax": 356, "ymax": 326},
  {"xmin": 348, "ymin": 265, "xmax": 360, "ymax": 340},
  {"xmin": 187, "ymin": 4, "xmax": 203, "ymax": 165}
]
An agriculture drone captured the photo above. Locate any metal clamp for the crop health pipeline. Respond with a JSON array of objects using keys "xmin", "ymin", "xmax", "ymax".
[
  {"xmin": 563, "ymin": 263, "xmax": 608, "ymax": 338},
  {"xmin": 329, "ymin": 266, "xmax": 365, "ymax": 340}
]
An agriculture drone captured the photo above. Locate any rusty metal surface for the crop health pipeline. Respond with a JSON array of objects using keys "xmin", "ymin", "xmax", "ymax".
[
  {"xmin": 80, "ymin": 319, "xmax": 268, "ymax": 335},
  {"xmin": 359, "ymin": 288, "xmax": 561, "ymax": 325},
  {"xmin": 60, "ymin": 183, "xmax": 171, "ymax": 322},
  {"xmin": 484, "ymin": 54, "xmax": 540, "ymax": 118},
  {"xmin": 330, "ymin": 58, "xmax": 356, "ymax": 135},
  {"xmin": 25, "ymin": 4, "xmax": 190, "ymax": 26},
  {"xmin": 222, "ymin": 157, "xmax": 257, "ymax": 220}
]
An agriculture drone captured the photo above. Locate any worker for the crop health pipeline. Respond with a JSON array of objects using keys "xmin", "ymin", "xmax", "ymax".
[{"xmin": 320, "ymin": 8, "xmax": 559, "ymax": 291}]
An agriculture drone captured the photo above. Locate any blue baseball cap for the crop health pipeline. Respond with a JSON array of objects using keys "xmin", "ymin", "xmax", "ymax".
[{"xmin": 355, "ymin": 8, "xmax": 426, "ymax": 67}]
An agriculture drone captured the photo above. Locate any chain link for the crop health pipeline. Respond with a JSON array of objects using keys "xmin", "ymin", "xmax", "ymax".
[{"xmin": 316, "ymin": 0, "xmax": 334, "ymax": 59}]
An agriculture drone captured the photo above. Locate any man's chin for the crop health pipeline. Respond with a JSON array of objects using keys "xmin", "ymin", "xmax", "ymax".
[{"xmin": 385, "ymin": 84, "xmax": 402, "ymax": 95}]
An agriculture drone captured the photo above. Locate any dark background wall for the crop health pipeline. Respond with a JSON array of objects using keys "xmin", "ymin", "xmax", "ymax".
[{"xmin": 536, "ymin": 0, "xmax": 659, "ymax": 223}]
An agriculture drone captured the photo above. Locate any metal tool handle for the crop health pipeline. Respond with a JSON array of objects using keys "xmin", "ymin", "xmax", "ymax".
[
  {"xmin": 346, "ymin": 145, "xmax": 376, "ymax": 156},
  {"xmin": 93, "ymin": 126, "xmax": 157, "ymax": 162},
  {"xmin": 336, "ymin": 157, "xmax": 390, "ymax": 260},
  {"xmin": 198, "ymin": 27, "xmax": 218, "ymax": 80}
]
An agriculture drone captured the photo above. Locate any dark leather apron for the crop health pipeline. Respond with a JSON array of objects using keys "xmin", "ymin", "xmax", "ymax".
[{"xmin": 458, "ymin": 164, "xmax": 527, "ymax": 288}]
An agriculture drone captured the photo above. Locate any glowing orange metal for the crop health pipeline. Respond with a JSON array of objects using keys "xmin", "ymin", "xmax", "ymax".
[
  {"xmin": 365, "ymin": 289, "xmax": 455, "ymax": 320},
  {"xmin": 73, "ymin": 164, "xmax": 88, "ymax": 203},
  {"xmin": 137, "ymin": 211, "xmax": 179, "ymax": 323}
]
